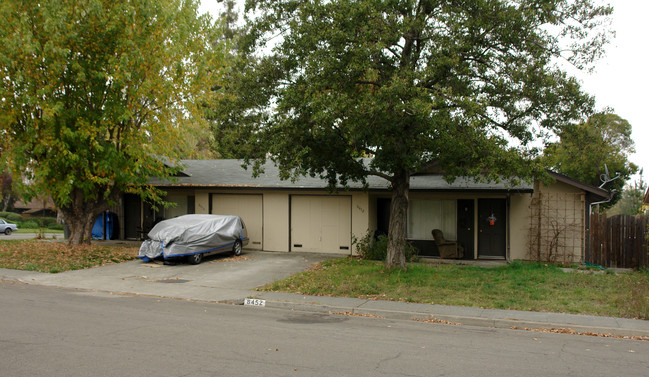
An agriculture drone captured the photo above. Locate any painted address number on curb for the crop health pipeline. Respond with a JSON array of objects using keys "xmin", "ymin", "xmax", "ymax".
[{"xmin": 244, "ymin": 298, "xmax": 266, "ymax": 307}]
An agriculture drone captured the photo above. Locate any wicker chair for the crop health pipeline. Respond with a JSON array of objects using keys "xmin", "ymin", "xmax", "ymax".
[{"xmin": 432, "ymin": 229, "xmax": 464, "ymax": 259}]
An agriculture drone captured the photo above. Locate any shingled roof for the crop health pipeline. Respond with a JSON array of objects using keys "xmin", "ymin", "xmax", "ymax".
[{"xmin": 149, "ymin": 159, "xmax": 534, "ymax": 193}]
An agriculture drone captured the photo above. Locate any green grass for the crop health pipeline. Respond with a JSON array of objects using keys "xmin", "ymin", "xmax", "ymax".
[
  {"xmin": 14, "ymin": 228, "xmax": 64, "ymax": 234},
  {"xmin": 0, "ymin": 239, "xmax": 138, "ymax": 273},
  {"xmin": 261, "ymin": 258, "xmax": 649, "ymax": 319}
]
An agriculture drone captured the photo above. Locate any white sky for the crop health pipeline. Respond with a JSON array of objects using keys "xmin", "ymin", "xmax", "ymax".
[
  {"xmin": 572, "ymin": 1, "xmax": 648, "ymax": 183},
  {"xmin": 199, "ymin": 0, "xmax": 648, "ymax": 183}
]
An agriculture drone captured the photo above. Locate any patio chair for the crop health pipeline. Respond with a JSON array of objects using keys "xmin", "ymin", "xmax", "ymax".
[{"xmin": 432, "ymin": 229, "xmax": 464, "ymax": 259}]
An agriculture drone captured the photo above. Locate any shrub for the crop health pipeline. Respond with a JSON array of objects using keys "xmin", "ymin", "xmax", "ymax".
[
  {"xmin": 20, "ymin": 220, "xmax": 39, "ymax": 229},
  {"xmin": 48, "ymin": 223, "xmax": 64, "ymax": 230},
  {"xmin": 34, "ymin": 217, "xmax": 57, "ymax": 228},
  {"xmin": 353, "ymin": 231, "xmax": 418, "ymax": 262},
  {"xmin": 2, "ymin": 212, "xmax": 23, "ymax": 223}
]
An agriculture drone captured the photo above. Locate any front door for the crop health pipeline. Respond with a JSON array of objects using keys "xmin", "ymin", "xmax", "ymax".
[
  {"xmin": 478, "ymin": 199, "xmax": 507, "ymax": 259},
  {"xmin": 376, "ymin": 198, "xmax": 391, "ymax": 237},
  {"xmin": 123, "ymin": 194, "xmax": 141, "ymax": 240},
  {"xmin": 457, "ymin": 199, "xmax": 475, "ymax": 259}
]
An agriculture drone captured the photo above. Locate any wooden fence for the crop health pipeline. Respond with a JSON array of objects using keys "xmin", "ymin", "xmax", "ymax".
[{"xmin": 587, "ymin": 213, "xmax": 649, "ymax": 269}]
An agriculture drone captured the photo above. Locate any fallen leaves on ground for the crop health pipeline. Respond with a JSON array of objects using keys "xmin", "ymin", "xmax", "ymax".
[
  {"xmin": 332, "ymin": 311, "xmax": 385, "ymax": 318},
  {"xmin": 0, "ymin": 240, "xmax": 139, "ymax": 273},
  {"xmin": 510, "ymin": 326, "xmax": 649, "ymax": 341},
  {"xmin": 413, "ymin": 317, "xmax": 462, "ymax": 326},
  {"xmin": 207, "ymin": 255, "xmax": 251, "ymax": 264}
]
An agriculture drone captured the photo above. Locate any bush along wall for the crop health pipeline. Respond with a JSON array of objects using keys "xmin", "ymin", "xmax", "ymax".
[{"xmin": 0, "ymin": 213, "xmax": 61, "ymax": 230}]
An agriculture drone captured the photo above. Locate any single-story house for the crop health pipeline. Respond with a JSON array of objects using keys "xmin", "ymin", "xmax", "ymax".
[
  {"xmin": 13, "ymin": 196, "xmax": 57, "ymax": 217},
  {"xmin": 114, "ymin": 159, "xmax": 609, "ymax": 263}
]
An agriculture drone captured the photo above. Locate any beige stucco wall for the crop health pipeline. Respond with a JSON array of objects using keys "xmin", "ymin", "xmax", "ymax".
[
  {"xmin": 526, "ymin": 181, "xmax": 585, "ymax": 264},
  {"xmin": 509, "ymin": 193, "xmax": 533, "ymax": 261},
  {"xmin": 351, "ymin": 192, "xmax": 370, "ymax": 255},
  {"xmin": 195, "ymin": 192, "xmax": 209, "ymax": 214}
]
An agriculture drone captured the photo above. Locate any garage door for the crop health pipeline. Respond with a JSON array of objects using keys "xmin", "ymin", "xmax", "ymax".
[
  {"xmin": 291, "ymin": 196, "xmax": 351, "ymax": 254},
  {"xmin": 211, "ymin": 194, "xmax": 263, "ymax": 250}
]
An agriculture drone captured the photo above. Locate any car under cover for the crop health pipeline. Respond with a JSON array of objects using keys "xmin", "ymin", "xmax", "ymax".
[{"xmin": 138, "ymin": 214, "xmax": 248, "ymax": 262}]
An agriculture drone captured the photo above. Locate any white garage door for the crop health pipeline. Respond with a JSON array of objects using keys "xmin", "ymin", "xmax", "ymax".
[
  {"xmin": 211, "ymin": 194, "xmax": 263, "ymax": 250},
  {"xmin": 291, "ymin": 196, "xmax": 351, "ymax": 254}
]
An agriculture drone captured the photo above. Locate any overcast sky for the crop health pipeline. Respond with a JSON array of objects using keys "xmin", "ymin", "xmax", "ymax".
[
  {"xmin": 199, "ymin": 1, "xmax": 647, "ymax": 185},
  {"xmin": 572, "ymin": 1, "xmax": 648, "ymax": 183}
]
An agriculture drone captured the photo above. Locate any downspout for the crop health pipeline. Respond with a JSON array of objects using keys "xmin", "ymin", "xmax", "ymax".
[{"xmin": 589, "ymin": 190, "xmax": 615, "ymax": 215}]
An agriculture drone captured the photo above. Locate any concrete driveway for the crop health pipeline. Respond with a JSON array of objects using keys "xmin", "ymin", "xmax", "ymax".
[{"xmin": 3, "ymin": 250, "xmax": 340, "ymax": 302}]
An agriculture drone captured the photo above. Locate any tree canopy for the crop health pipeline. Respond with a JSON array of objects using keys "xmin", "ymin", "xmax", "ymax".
[
  {"xmin": 212, "ymin": 0, "xmax": 612, "ymax": 268},
  {"xmin": 0, "ymin": 0, "xmax": 221, "ymax": 244},
  {"xmin": 543, "ymin": 112, "xmax": 637, "ymax": 206},
  {"xmin": 608, "ymin": 174, "xmax": 646, "ymax": 216}
]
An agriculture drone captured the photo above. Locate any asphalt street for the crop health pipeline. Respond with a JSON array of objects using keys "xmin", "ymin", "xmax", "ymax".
[{"xmin": 2, "ymin": 283, "xmax": 649, "ymax": 377}]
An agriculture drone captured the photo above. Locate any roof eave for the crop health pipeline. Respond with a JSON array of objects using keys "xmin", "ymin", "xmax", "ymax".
[{"xmin": 547, "ymin": 171, "xmax": 610, "ymax": 201}]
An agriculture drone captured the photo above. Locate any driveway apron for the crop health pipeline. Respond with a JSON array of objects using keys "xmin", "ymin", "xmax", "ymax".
[{"xmin": 1, "ymin": 251, "xmax": 338, "ymax": 302}]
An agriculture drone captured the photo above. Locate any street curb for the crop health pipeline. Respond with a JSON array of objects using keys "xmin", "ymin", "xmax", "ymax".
[{"xmin": 259, "ymin": 300, "xmax": 649, "ymax": 339}]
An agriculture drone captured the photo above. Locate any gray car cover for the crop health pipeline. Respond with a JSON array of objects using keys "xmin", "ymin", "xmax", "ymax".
[{"xmin": 138, "ymin": 214, "xmax": 247, "ymax": 261}]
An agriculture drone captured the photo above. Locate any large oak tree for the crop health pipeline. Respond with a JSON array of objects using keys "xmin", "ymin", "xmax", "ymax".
[
  {"xmin": 0, "ymin": 0, "xmax": 220, "ymax": 245},
  {"xmin": 213, "ymin": 0, "xmax": 612, "ymax": 268}
]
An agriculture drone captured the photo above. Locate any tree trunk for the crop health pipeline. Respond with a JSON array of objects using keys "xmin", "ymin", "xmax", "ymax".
[
  {"xmin": 2, "ymin": 193, "xmax": 10, "ymax": 212},
  {"xmin": 65, "ymin": 212, "xmax": 99, "ymax": 245},
  {"xmin": 58, "ymin": 188, "xmax": 112, "ymax": 246},
  {"xmin": 385, "ymin": 169, "xmax": 409, "ymax": 269}
]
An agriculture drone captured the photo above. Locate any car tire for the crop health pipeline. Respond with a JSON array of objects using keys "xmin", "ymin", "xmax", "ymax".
[
  {"xmin": 5, "ymin": 228, "xmax": 12, "ymax": 235},
  {"xmin": 187, "ymin": 253, "xmax": 203, "ymax": 265},
  {"xmin": 232, "ymin": 240, "xmax": 242, "ymax": 256}
]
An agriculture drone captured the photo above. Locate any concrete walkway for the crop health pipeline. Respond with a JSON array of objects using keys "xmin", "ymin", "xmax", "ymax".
[{"xmin": 2, "ymin": 250, "xmax": 648, "ymax": 339}]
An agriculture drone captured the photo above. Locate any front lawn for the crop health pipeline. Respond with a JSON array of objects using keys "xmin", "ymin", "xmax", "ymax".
[
  {"xmin": 14, "ymin": 228, "xmax": 64, "ymax": 234},
  {"xmin": 0, "ymin": 239, "xmax": 139, "ymax": 273},
  {"xmin": 261, "ymin": 258, "xmax": 649, "ymax": 319}
]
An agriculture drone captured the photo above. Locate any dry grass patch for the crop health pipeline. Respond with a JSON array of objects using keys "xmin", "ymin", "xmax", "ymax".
[{"xmin": 0, "ymin": 240, "xmax": 139, "ymax": 273}]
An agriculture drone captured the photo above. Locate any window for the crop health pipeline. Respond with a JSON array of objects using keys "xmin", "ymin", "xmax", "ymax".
[{"xmin": 408, "ymin": 199, "xmax": 457, "ymax": 240}]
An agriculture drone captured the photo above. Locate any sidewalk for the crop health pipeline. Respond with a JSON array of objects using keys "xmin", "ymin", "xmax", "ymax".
[
  {"xmin": 2, "ymin": 253, "xmax": 649, "ymax": 339},
  {"xmin": 252, "ymin": 291, "xmax": 649, "ymax": 339}
]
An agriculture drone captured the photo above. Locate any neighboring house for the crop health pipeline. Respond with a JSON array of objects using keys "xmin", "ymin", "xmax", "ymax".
[
  {"xmin": 13, "ymin": 197, "xmax": 57, "ymax": 217},
  {"xmin": 115, "ymin": 159, "xmax": 608, "ymax": 263}
]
